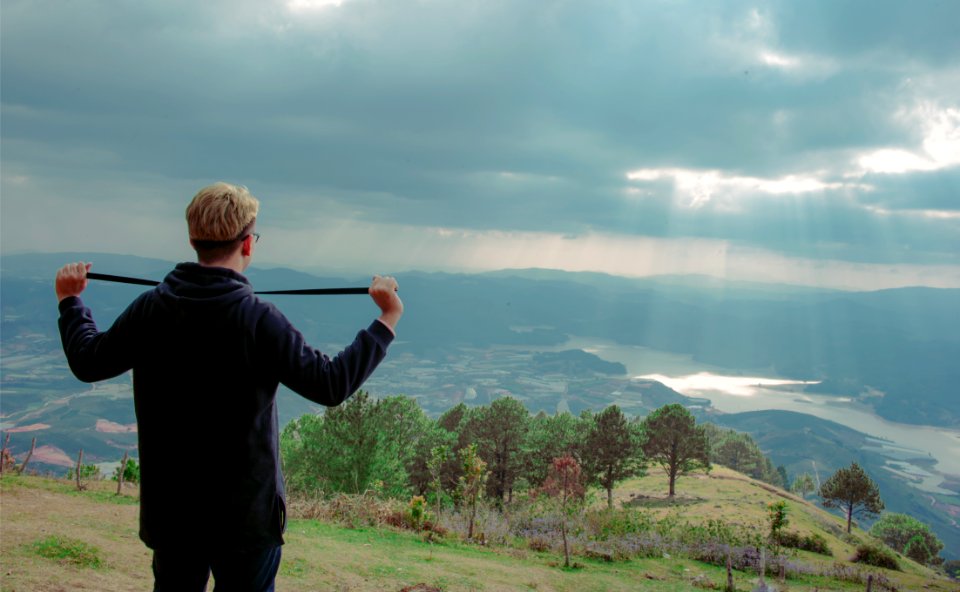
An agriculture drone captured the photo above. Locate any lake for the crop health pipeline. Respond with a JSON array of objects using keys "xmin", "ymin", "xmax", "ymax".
[{"xmin": 562, "ymin": 337, "xmax": 960, "ymax": 488}]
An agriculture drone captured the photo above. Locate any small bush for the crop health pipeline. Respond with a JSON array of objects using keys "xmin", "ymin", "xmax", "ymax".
[
  {"xmin": 31, "ymin": 536, "xmax": 103, "ymax": 568},
  {"xmin": 64, "ymin": 464, "xmax": 101, "ymax": 482},
  {"xmin": 582, "ymin": 547, "xmax": 615, "ymax": 562},
  {"xmin": 288, "ymin": 492, "xmax": 401, "ymax": 528},
  {"xmin": 113, "ymin": 458, "xmax": 140, "ymax": 485},
  {"xmin": 800, "ymin": 533, "xmax": 831, "ymax": 555},
  {"xmin": 778, "ymin": 531, "xmax": 832, "ymax": 556},
  {"xmin": 852, "ymin": 543, "xmax": 900, "ymax": 571},
  {"xmin": 587, "ymin": 508, "xmax": 655, "ymax": 540},
  {"xmin": 406, "ymin": 495, "xmax": 429, "ymax": 530},
  {"xmin": 528, "ymin": 536, "xmax": 551, "ymax": 552},
  {"xmin": 903, "ymin": 534, "xmax": 937, "ymax": 565}
]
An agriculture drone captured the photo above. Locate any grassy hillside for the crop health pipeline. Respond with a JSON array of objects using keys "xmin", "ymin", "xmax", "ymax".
[
  {"xmin": 703, "ymin": 409, "xmax": 960, "ymax": 560},
  {"xmin": 1, "ymin": 468, "xmax": 952, "ymax": 591}
]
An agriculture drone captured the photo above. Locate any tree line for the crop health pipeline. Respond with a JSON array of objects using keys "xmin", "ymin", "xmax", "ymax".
[
  {"xmin": 281, "ymin": 395, "xmax": 948, "ymax": 567},
  {"xmin": 280, "ymin": 392, "xmax": 792, "ymax": 507}
]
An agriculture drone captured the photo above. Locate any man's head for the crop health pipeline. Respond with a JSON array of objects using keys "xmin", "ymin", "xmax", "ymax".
[{"xmin": 186, "ymin": 182, "xmax": 260, "ymax": 266}]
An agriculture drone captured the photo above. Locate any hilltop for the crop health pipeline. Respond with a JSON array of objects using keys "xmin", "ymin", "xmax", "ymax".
[
  {"xmin": 701, "ymin": 410, "xmax": 960, "ymax": 559},
  {"xmin": 0, "ymin": 467, "xmax": 951, "ymax": 591}
]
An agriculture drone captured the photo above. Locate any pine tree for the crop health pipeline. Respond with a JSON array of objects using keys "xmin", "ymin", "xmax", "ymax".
[
  {"xmin": 581, "ymin": 405, "xmax": 644, "ymax": 508},
  {"xmin": 461, "ymin": 397, "xmax": 529, "ymax": 504},
  {"xmin": 713, "ymin": 435, "xmax": 759, "ymax": 476},
  {"xmin": 521, "ymin": 411, "xmax": 583, "ymax": 490},
  {"xmin": 641, "ymin": 404, "xmax": 710, "ymax": 498},
  {"xmin": 819, "ymin": 462, "xmax": 884, "ymax": 533}
]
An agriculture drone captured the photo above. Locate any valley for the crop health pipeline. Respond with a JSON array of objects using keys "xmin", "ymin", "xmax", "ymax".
[{"xmin": 2, "ymin": 254, "xmax": 958, "ymax": 558}]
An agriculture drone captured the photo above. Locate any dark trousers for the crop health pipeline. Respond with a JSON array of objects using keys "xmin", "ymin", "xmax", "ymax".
[{"xmin": 152, "ymin": 545, "xmax": 282, "ymax": 592}]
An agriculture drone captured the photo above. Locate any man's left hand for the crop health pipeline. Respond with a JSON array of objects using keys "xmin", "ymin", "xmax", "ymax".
[{"xmin": 56, "ymin": 262, "xmax": 92, "ymax": 302}]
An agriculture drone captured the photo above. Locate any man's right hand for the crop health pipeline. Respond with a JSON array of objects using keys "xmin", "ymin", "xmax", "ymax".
[
  {"xmin": 56, "ymin": 262, "xmax": 92, "ymax": 302},
  {"xmin": 370, "ymin": 275, "xmax": 403, "ymax": 333}
]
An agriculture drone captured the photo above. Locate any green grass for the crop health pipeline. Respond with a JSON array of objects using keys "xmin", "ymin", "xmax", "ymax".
[
  {"xmin": 2, "ymin": 472, "xmax": 954, "ymax": 591},
  {"xmin": 3, "ymin": 473, "xmax": 141, "ymax": 505},
  {"xmin": 30, "ymin": 535, "xmax": 104, "ymax": 568}
]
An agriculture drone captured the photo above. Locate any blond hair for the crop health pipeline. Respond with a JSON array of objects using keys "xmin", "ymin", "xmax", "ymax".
[{"xmin": 186, "ymin": 182, "xmax": 260, "ymax": 242}]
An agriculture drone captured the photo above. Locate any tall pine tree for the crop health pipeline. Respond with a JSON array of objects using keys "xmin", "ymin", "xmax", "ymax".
[
  {"xmin": 819, "ymin": 462, "xmax": 884, "ymax": 533},
  {"xmin": 581, "ymin": 405, "xmax": 644, "ymax": 508},
  {"xmin": 641, "ymin": 404, "xmax": 710, "ymax": 498},
  {"xmin": 461, "ymin": 397, "xmax": 529, "ymax": 504}
]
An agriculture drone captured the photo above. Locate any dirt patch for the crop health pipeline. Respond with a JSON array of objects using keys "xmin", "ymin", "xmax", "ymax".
[
  {"xmin": 5, "ymin": 423, "xmax": 51, "ymax": 433},
  {"xmin": 623, "ymin": 493, "xmax": 706, "ymax": 508},
  {"xmin": 31, "ymin": 445, "xmax": 75, "ymax": 468},
  {"xmin": 95, "ymin": 420, "xmax": 137, "ymax": 434}
]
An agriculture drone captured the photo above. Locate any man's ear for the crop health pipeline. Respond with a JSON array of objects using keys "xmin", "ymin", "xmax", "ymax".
[{"xmin": 241, "ymin": 235, "xmax": 254, "ymax": 257}]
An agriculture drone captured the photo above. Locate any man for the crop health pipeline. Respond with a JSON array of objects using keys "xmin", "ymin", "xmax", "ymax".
[{"xmin": 56, "ymin": 182, "xmax": 403, "ymax": 591}]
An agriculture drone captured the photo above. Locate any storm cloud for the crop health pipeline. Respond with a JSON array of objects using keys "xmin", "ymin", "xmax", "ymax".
[{"xmin": 2, "ymin": 0, "xmax": 958, "ymax": 288}]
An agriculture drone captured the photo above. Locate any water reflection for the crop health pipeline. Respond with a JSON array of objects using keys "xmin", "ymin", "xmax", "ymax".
[
  {"xmin": 638, "ymin": 370, "xmax": 960, "ymax": 483},
  {"xmin": 556, "ymin": 337, "xmax": 960, "ymax": 486}
]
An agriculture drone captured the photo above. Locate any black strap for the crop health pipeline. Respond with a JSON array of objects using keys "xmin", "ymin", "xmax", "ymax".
[
  {"xmin": 86, "ymin": 272, "xmax": 368, "ymax": 296},
  {"xmin": 86, "ymin": 272, "xmax": 159, "ymax": 287},
  {"xmin": 255, "ymin": 287, "xmax": 369, "ymax": 295}
]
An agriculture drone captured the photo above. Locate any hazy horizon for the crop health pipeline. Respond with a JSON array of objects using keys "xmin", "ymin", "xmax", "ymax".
[{"xmin": 7, "ymin": 248, "xmax": 960, "ymax": 294}]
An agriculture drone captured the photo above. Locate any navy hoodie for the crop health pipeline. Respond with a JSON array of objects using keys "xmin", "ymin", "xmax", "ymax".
[{"xmin": 58, "ymin": 262, "xmax": 393, "ymax": 551}]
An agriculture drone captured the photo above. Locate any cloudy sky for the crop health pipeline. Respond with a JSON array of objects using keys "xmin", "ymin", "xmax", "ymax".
[{"xmin": 2, "ymin": 0, "xmax": 958, "ymax": 290}]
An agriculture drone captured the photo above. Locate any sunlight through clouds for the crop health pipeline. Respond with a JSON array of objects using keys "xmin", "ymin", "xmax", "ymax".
[
  {"xmin": 760, "ymin": 51, "xmax": 798, "ymax": 68},
  {"xmin": 252, "ymin": 220, "xmax": 960, "ymax": 291},
  {"xmin": 625, "ymin": 168, "xmax": 858, "ymax": 208},
  {"xmin": 2, "ymin": 0, "xmax": 958, "ymax": 289},
  {"xmin": 857, "ymin": 103, "xmax": 960, "ymax": 174},
  {"xmin": 286, "ymin": 0, "xmax": 344, "ymax": 11}
]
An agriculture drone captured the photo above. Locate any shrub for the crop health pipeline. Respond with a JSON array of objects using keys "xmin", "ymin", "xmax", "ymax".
[
  {"xmin": 528, "ymin": 536, "xmax": 551, "ymax": 552},
  {"xmin": 869, "ymin": 512, "xmax": 942, "ymax": 566},
  {"xmin": 777, "ymin": 531, "xmax": 832, "ymax": 556},
  {"xmin": 587, "ymin": 508, "xmax": 655, "ymax": 540},
  {"xmin": 852, "ymin": 542, "xmax": 900, "ymax": 571},
  {"xmin": 903, "ymin": 534, "xmax": 937, "ymax": 566},
  {"xmin": 799, "ymin": 532, "xmax": 831, "ymax": 556},
  {"xmin": 767, "ymin": 500, "xmax": 789, "ymax": 547},
  {"xmin": 407, "ymin": 495, "xmax": 428, "ymax": 531},
  {"xmin": 113, "ymin": 458, "xmax": 140, "ymax": 485},
  {"xmin": 66, "ymin": 464, "xmax": 101, "ymax": 481},
  {"xmin": 321, "ymin": 492, "xmax": 401, "ymax": 528}
]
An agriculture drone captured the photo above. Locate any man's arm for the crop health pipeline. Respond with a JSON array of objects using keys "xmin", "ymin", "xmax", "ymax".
[
  {"xmin": 266, "ymin": 274, "xmax": 404, "ymax": 406},
  {"xmin": 56, "ymin": 262, "xmax": 135, "ymax": 382}
]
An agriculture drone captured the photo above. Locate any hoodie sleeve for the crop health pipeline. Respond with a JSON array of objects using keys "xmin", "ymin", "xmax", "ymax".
[
  {"xmin": 58, "ymin": 296, "xmax": 139, "ymax": 383},
  {"xmin": 258, "ymin": 306, "xmax": 394, "ymax": 406}
]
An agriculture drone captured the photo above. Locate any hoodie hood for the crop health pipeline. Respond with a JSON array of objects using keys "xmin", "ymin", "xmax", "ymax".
[{"xmin": 156, "ymin": 262, "xmax": 254, "ymax": 311}]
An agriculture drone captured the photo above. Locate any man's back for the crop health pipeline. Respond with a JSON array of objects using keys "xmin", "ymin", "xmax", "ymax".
[
  {"xmin": 56, "ymin": 183, "xmax": 403, "ymax": 590},
  {"xmin": 60, "ymin": 262, "xmax": 394, "ymax": 550}
]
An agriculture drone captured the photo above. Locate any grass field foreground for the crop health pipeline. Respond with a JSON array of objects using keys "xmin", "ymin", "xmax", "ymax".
[{"xmin": 0, "ymin": 470, "xmax": 953, "ymax": 591}]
